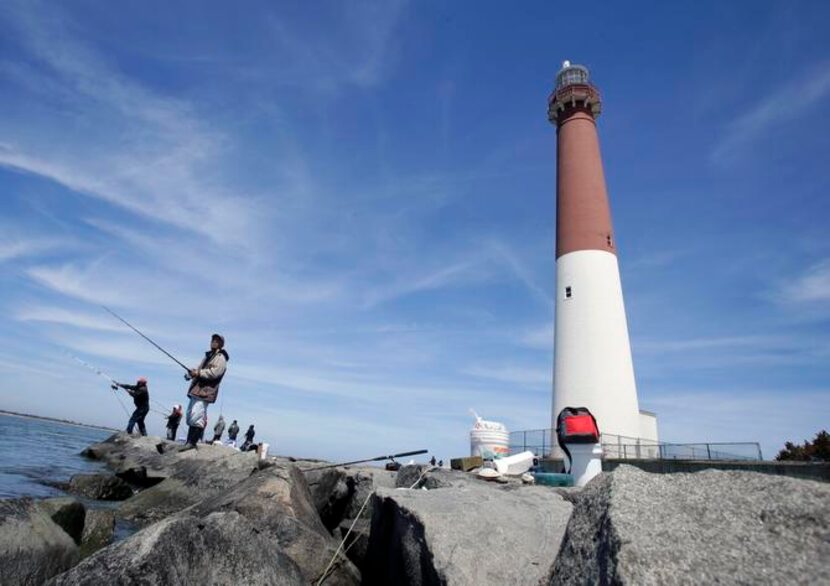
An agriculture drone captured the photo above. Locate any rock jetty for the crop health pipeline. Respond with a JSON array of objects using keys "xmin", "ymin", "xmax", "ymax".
[{"xmin": 0, "ymin": 432, "xmax": 827, "ymax": 585}]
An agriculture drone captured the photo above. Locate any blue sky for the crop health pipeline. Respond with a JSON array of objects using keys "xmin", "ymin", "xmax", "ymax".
[{"xmin": 1, "ymin": 1, "xmax": 829, "ymax": 461}]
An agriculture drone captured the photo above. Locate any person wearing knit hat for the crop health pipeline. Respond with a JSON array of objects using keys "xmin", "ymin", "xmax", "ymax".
[
  {"xmin": 166, "ymin": 404, "xmax": 183, "ymax": 441},
  {"xmin": 112, "ymin": 377, "xmax": 150, "ymax": 436},
  {"xmin": 180, "ymin": 333, "xmax": 229, "ymax": 451}
]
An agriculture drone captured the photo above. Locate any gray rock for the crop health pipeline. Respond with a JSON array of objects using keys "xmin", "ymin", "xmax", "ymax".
[
  {"xmin": 189, "ymin": 464, "xmax": 360, "ymax": 585},
  {"xmin": 303, "ymin": 465, "xmax": 396, "ymax": 533},
  {"xmin": 0, "ymin": 498, "xmax": 79, "ymax": 585},
  {"xmin": 48, "ymin": 511, "xmax": 304, "ymax": 585},
  {"xmin": 550, "ymin": 465, "xmax": 830, "ymax": 585},
  {"xmin": 79, "ymin": 509, "xmax": 115, "ymax": 559},
  {"xmin": 35, "ymin": 498, "xmax": 86, "ymax": 544},
  {"xmin": 68, "ymin": 474, "xmax": 133, "ymax": 501},
  {"xmin": 95, "ymin": 433, "xmax": 260, "ymax": 526},
  {"xmin": 305, "ymin": 467, "xmax": 350, "ymax": 531},
  {"xmin": 117, "ymin": 477, "xmax": 202, "ymax": 526},
  {"xmin": 364, "ymin": 482, "xmax": 573, "ymax": 585},
  {"xmin": 338, "ymin": 517, "xmax": 371, "ymax": 572}
]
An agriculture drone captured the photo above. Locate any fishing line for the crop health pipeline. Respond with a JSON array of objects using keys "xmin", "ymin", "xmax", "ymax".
[{"xmin": 66, "ymin": 352, "xmax": 166, "ymax": 417}]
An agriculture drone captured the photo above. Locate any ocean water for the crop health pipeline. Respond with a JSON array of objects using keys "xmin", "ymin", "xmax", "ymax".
[{"xmin": 0, "ymin": 413, "xmax": 113, "ymax": 499}]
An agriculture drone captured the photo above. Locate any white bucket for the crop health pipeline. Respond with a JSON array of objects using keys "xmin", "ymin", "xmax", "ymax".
[
  {"xmin": 494, "ymin": 450, "xmax": 535, "ymax": 476},
  {"xmin": 258, "ymin": 442, "xmax": 270, "ymax": 461},
  {"xmin": 566, "ymin": 443, "xmax": 603, "ymax": 487},
  {"xmin": 469, "ymin": 411, "xmax": 509, "ymax": 459}
]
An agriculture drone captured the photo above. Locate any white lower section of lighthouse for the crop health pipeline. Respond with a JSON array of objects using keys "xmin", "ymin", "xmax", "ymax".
[{"xmin": 551, "ymin": 249, "xmax": 643, "ymax": 444}]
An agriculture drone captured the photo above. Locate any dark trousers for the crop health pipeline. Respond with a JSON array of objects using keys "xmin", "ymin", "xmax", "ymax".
[
  {"xmin": 167, "ymin": 425, "xmax": 179, "ymax": 440},
  {"xmin": 127, "ymin": 406, "xmax": 149, "ymax": 436}
]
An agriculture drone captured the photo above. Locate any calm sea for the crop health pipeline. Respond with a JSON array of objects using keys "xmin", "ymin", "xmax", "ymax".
[{"xmin": 0, "ymin": 413, "xmax": 113, "ymax": 499}]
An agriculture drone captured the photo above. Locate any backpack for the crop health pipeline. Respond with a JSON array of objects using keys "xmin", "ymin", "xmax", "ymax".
[{"xmin": 556, "ymin": 407, "xmax": 600, "ymax": 473}]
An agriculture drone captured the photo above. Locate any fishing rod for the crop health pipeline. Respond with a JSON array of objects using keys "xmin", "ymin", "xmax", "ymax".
[
  {"xmin": 101, "ymin": 306, "xmax": 190, "ymax": 373},
  {"xmin": 67, "ymin": 353, "xmax": 131, "ymax": 416},
  {"xmin": 68, "ymin": 353, "xmax": 168, "ymax": 417},
  {"xmin": 306, "ymin": 449, "xmax": 429, "ymax": 471}
]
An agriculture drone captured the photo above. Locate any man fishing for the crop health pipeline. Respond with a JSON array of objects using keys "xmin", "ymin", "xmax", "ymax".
[
  {"xmin": 211, "ymin": 415, "xmax": 226, "ymax": 443},
  {"xmin": 166, "ymin": 404, "xmax": 183, "ymax": 441},
  {"xmin": 112, "ymin": 377, "xmax": 150, "ymax": 436},
  {"xmin": 227, "ymin": 419, "xmax": 240, "ymax": 444},
  {"xmin": 181, "ymin": 334, "xmax": 229, "ymax": 451}
]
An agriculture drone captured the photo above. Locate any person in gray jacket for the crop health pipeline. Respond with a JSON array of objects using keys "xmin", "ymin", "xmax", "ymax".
[
  {"xmin": 180, "ymin": 334, "xmax": 228, "ymax": 451},
  {"xmin": 211, "ymin": 415, "xmax": 226, "ymax": 443}
]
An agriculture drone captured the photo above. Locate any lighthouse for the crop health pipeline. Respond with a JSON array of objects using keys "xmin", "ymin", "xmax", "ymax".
[{"xmin": 548, "ymin": 61, "xmax": 654, "ymax": 447}]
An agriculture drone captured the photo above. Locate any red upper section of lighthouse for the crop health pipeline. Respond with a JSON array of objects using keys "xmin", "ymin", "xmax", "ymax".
[{"xmin": 550, "ymin": 62, "xmax": 616, "ymax": 259}]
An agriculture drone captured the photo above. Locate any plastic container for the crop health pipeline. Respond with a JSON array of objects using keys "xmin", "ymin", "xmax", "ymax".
[
  {"xmin": 469, "ymin": 410, "xmax": 510, "ymax": 459},
  {"xmin": 531, "ymin": 472, "xmax": 574, "ymax": 487},
  {"xmin": 494, "ymin": 451, "xmax": 535, "ymax": 476},
  {"xmin": 566, "ymin": 443, "xmax": 603, "ymax": 487},
  {"xmin": 257, "ymin": 442, "xmax": 270, "ymax": 461}
]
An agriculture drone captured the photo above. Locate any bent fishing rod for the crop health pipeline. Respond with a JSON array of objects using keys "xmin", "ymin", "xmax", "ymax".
[
  {"xmin": 307, "ymin": 449, "xmax": 429, "ymax": 471},
  {"xmin": 101, "ymin": 306, "xmax": 190, "ymax": 374}
]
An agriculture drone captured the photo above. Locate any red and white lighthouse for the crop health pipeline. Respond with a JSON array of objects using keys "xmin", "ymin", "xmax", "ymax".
[{"xmin": 548, "ymin": 61, "xmax": 651, "ymax": 445}]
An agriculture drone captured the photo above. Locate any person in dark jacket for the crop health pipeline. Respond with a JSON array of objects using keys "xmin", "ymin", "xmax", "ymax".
[
  {"xmin": 227, "ymin": 420, "xmax": 240, "ymax": 443},
  {"xmin": 166, "ymin": 404, "xmax": 183, "ymax": 441},
  {"xmin": 113, "ymin": 377, "xmax": 150, "ymax": 436},
  {"xmin": 181, "ymin": 334, "xmax": 229, "ymax": 451},
  {"xmin": 240, "ymin": 425, "xmax": 255, "ymax": 451}
]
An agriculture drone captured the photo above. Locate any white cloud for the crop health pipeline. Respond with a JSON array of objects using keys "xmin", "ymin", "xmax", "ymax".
[
  {"xmin": 712, "ymin": 62, "xmax": 830, "ymax": 162},
  {"xmin": 461, "ymin": 364, "xmax": 550, "ymax": 388},
  {"xmin": 789, "ymin": 259, "xmax": 830, "ymax": 303},
  {"xmin": 16, "ymin": 306, "xmax": 126, "ymax": 332}
]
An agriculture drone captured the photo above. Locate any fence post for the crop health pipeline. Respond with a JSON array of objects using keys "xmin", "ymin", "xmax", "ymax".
[{"xmin": 706, "ymin": 444, "xmax": 712, "ymax": 460}]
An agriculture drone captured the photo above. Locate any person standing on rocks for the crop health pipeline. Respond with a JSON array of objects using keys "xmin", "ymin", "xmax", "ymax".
[
  {"xmin": 112, "ymin": 377, "xmax": 150, "ymax": 436},
  {"xmin": 211, "ymin": 415, "xmax": 226, "ymax": 443},
  {"xmin": 227, "ymin": 419, "xmax": 240, "ymax": 444},
  {"xmin": 181, "ymin": 334, "xmax": 229, "ymax": 451},
  {"xmin": 166, "ymin": 404, "xmax": 183, "ymax": 440},
  {"xmin": 241, "ymin": 424, "xmax": 255, "ymax": 451}
]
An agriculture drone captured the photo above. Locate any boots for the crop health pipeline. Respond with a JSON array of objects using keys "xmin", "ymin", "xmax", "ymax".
[{"xmin": 179, "ymin": 426, "xmax": 201, "ymax": 452}]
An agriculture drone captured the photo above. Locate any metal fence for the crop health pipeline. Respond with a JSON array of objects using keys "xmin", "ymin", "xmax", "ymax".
[{"xmin": 509, "ymin": 428, "xmax": 763, "ymax": 461}]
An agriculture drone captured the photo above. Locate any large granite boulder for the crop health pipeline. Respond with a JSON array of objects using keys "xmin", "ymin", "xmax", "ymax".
[
  {"xmin": 68, "ymin": 474, "xmax": 133, "ymax": 501},
  {"xmin": 189, "ymin": 464, "xmax": 360, "ymax": 585},
  {"xmin": 303, "ymin": 465, "xmax": 396, "ymax": 532},
  {"xmin": 35, "ymin": 498, "xmax": 86, "ymax": 544},
  {"xmin": 47, "ymin": 511, "xmax": 304, "ymax": 585},
  {"xmin": 79, "ymin": 509, "xmax": 115, "ymax": 559},
  {"xmin": 88, "ymin": 433, "xmax": 259, "ymax": 526},
  {"xmin": 364, "ymin": 482, "xmax": 573, "ymax": 585},
  {"xmin": 0, "ymin": 498, "xmax": 79, "ymax": 585},
  {"xmin": 551, "ymin": 465, "xmax": 830, "ymax": 585},
  {"xmin": 304, "ymin": 467, "xmax": 350, "ymax": 531}
]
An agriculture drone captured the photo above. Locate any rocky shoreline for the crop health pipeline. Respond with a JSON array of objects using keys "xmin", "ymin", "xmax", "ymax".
[{"xmin": 1, "ymin": 432, "xmax": 828, "ymax": 584}]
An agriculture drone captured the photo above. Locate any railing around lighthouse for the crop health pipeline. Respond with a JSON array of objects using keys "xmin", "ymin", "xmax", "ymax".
[{"xmin": 508, "ymin": 428, "xmax": 763, "ymax": 462}]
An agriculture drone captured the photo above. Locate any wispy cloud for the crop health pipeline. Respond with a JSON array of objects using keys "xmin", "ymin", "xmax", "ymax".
[
  {"xmin": 0, "ymin": 235, "xmax": 68, "ymax": 262},
  {"xmin": 0, "ymin": 3, "xmax": 265, "ymax": 248},
  {"xmin": 16, "ymin": 306, "xmax": 125, "ymax": 332},
  {"xmin": 461, "ymin": 364, "xmax": 550, "ymax": 388},
  {"xmin": 711, "ymin": 61, "xmax": 830, "ymax": 162},
  {"xmin": 515, "ymin": 323, "xmax": 553, "ymax": 351},
  {"xmin": 787, "ymin": 259, "xmax": 830, "ymax": 303}
]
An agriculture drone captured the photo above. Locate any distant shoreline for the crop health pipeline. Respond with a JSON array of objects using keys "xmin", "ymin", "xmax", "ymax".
[{"xmin": 0, "ymin": 410, "xmax": 118, "ymax": 433}]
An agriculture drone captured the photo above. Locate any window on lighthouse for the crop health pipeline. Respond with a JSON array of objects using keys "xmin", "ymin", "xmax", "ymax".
[{"xmin": 565, "ymin": 286, "xmax": 572, "ymax": 299}]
